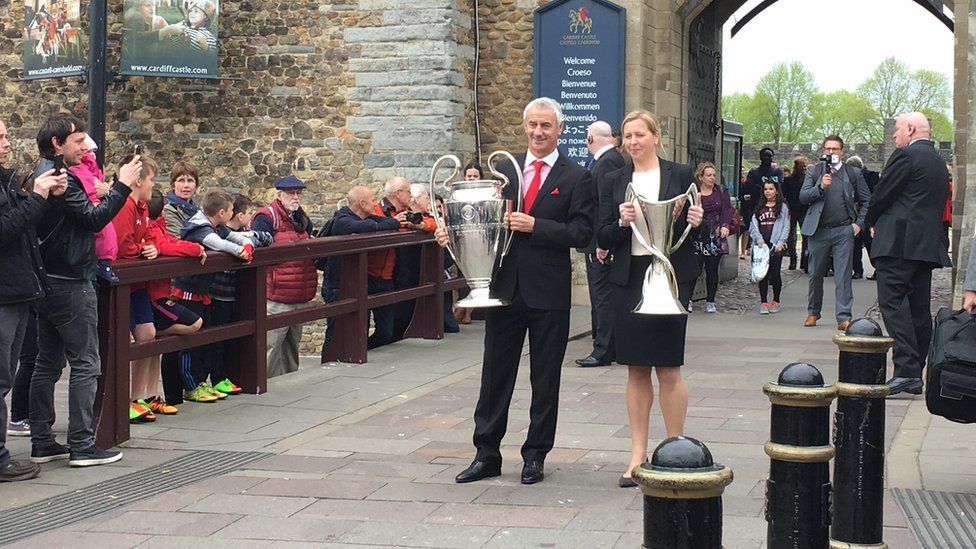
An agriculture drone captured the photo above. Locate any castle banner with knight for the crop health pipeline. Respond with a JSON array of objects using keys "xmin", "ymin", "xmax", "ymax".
[{"xmin": 22, "ymin": 0, "xmax": 85, "ymax": 80}]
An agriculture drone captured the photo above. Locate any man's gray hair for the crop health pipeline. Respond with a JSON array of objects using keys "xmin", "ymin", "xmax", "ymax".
[
  {"xmin": 384, "ymin": 176, "xmax": 409, "ymax": 197},
  {"xmin": 846, "ymin": 155, "xmax": 864, "ymax": 169},
  {"xmin": 523, "ymin": 97, "xmax": 565, "ymax": 125},
  {"xmin": 409, "ymin": 183, "xmax": 428, "ymax": 200}
]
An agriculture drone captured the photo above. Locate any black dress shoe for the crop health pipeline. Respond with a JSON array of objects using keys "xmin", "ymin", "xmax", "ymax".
[
  {"xmin": 866, "ymin": 274, "xmax": 876, "ymax": 280},
  {"xmin": 887, "ymin": 377, "xmax": 923, "ymax": 396},
  {"xmin": 521, "ymin": 461, "xmax": 544, "ymax": 484},
  {"xmin": 618, "ymin": 475, "xmax": 637, "ymax": 488},
  {"xmin": 575, "ymin": 355, "xmax": 611, "ymax": 367},
  {"xmin": 852, "ymin": 273, "xmax": 863, "ymax": 280},
  {"xmin": 455, "ymin": 460, "xmax": 501, "ymax": 483}
]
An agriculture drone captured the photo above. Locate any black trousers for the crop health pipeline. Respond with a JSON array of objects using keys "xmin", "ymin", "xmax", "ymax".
[
  {"xmin": 584, "ymin": 253, "xmax": 614, "ymax": 361},
  {"xmin": 874, "ymin": 257, "xmax": 934, "ymax": 379},
  {"xmin": 208, "ymin": 299, "xmax": 234, "ymax": 383},
  {"xmin": 759, "ymin": 252, "xmax": 784, "ymax": 303},
  {"xmin": 852, "ymin": 230, "xmax": 873, "ymax": 276},
  {"xmin": 699, "ymin": 255, "xmax": 721, "ymax": 302},
  {"xmin": 161, "ymin": 299, "xmax": 210, "ymax": 403},
  {"xmin": 473, "ymin": 290, "xmax": 570, "ymax": 465},
  {"xmin": 10, "ymin": 303, "xmax": 37, "ymax": 422}
]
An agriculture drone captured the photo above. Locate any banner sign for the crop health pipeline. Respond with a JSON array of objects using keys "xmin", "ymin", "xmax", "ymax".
[
  {"xmin": 22, "ymin": 0, "xmax": 86, "ymax": 80},
  {"xmin": 121, "ymin": 0, "xmax": 219, "ymax": 78},
  {"xmin": 533, "ymin": 0, "xmax": 626, "ymax": 167}
]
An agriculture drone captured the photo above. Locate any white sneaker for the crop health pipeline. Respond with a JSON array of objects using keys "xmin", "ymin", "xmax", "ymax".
[
  {"xmin": 686, "ymin": 302, "xmax": 693, "ymax": 313},
  {"xmin": 704, "ymin": 302, "xmax": 717, "ymax": 313},
  {"xmin": 6, "ymin": 420, "xmax": 30, "ymax": 437}
]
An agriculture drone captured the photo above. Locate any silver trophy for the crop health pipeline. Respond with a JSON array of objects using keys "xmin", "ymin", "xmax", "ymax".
[
  {"xmin": 429, "ymin": 151, "xmax": 522, "ymax": 308},
  {"xmin": 626, "ymin": 183, "xmax": 700, "ymax": 315}
]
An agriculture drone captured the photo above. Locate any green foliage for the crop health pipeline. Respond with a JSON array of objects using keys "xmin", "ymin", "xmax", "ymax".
[{"xmin": 722, "ymin": 57, "xmax": 952, "ymax": 145}]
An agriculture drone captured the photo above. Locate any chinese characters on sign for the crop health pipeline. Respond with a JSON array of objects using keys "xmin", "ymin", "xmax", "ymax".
[{"xmin": 533, "ymin": 0, "xmax": 626, "ymax": 166}]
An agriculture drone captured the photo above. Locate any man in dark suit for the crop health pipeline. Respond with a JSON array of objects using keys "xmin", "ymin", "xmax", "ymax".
[
  {"xmin": 575, "ymin": 120, "xmax": 625, "ymax": 368},
  {"xmin": 865, "ymin": 113, "xmax": 951, "ymax": 396},
  {"xmin": 436, "ymin": 97, "xmax": 594, "ymax": 484}
]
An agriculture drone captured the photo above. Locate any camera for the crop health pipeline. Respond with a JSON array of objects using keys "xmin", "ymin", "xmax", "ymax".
[
  {"xmin": 820, "ymin": 154, "xmax": 838, "ymax": 164},
  {"xmin": 134, "ymin": 144, "xmax": 143, "ymax": 155},
  {"xmin": 53, "ymin": 154, "xmax": 64, "ymax": 174},
  {"xmin": 404, "ymin": 212, "xmax": 424, "ymax": 224}
]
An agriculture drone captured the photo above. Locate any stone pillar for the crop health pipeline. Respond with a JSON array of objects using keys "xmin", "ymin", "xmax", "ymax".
[
  {"xmin": 882, "ymin": 117, "xmax": 897, "ymax": 166},
  {"xmin": 952, "ymin": 0, "xmax": 973, "ymax": 304},
  {"xmin": 345, "ymin": 0, "xmax": 475, "ymax": 184}
]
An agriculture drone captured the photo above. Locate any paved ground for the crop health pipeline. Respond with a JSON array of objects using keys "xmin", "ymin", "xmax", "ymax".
[{"xmin": 2, "ymin": 259, "xmax": 972, "ymax": 548}]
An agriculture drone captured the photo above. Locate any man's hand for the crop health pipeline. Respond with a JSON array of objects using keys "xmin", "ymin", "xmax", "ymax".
[
  {"xmin": 140, "ymin": 244, "xmax": 158, "ymax": 260},
  {"xmin": 964, "ymin": 290, "xmax": 976, "ymax": 315},
  {"xmin": 199, "ymin": 247, "xmax": 208, "ymax": 265},
  {"xmin": 852, "ymin": 223, "xmax": 861, "ymax": 237},
  {"xmin": 686, "ymin": 205, "xmax": 704, "ymax": 228},
  {"xmin": 394, "ymin": 211, "xmax": 408, "ymax": 223},
  {"xmin": 870, "ymin": 226, "xmax": 875, "ymax": 238},
  {"xmin": 507, "ymin": 212, "xmax": 535, "ymax": 233},
  {"xmin": 820, "ymin": 173, "xmax": 832, "ymax": 190},
  {"xmin": 719, "ymin": 227, "xmax": 730, "ymax": 239},
  {"xmin": 118, "ymin": 156, "xmax": 143, "ymax": 187},
  {"xmin": 93, "ymin": 178, "xmax": 110, "ymax": 198},
  {"xmin": 434, "ymin": 225, "xmax": 450, "ymax": 248},
  {"xmin": 32, "ymin": 169, "xmax": 67, "ymax": 199},
  {"xmin": 596, "ymin": 248, "xmax": 609, "ymax": 264},
  {"xmin": 619, "ymin": 202, "xmax": 636, "ymax": 227}
]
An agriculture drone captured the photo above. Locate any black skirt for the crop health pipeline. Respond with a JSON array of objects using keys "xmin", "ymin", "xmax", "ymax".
[{"xmin": 611, "ymin": 255, "xmax": 688, "ymax": 367}]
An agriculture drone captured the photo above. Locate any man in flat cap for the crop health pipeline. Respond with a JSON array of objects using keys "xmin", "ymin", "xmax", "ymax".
[{"xmin": 252, "ymin": 176, "xmax": 318, "ymax": 377}]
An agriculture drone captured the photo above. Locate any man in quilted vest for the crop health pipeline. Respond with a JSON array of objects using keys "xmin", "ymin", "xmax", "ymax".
[{"xmin": 252, "ymin": 176, "xmax": 317, "ymax": 377}]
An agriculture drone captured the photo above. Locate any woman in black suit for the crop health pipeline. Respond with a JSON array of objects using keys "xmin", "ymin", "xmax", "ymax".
[{"xmin": 596, "ymin": 109, "xmax": 703, "ymax": 487}]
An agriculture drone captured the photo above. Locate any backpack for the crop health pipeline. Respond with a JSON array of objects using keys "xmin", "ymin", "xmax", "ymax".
[
  {"xmin": 312, "ymin": 215, "xmax": 337, "ymax": 271},
  {"xmin": 926, "ymin": 307, "xmax": 976, "ymax": 423}
]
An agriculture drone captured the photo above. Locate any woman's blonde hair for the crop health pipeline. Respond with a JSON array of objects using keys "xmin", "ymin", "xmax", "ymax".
[
  {"xmin": 695, "ymin": 161, "xmax": 717, "ymax": 183},
  {"xmin": 620, "ymin": 109, "xmax": 661, "ymax": 136}
]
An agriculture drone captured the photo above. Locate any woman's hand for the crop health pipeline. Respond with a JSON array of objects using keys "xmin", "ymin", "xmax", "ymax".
[
  {"xmin": 434, "ymin": 225, "xmax": 450, "ymax": 248},
  {"xmin": 619, "ymin": 202, "xmax": 636, "ymax": 227},
  {"xmin": 686, "ymin": 205, "xmax": 703, "ymax": 228},
  {"xmin": 774, "ymin": 243, "xmax": 783, "ymax": 253},
  {"xmin": 719, "ymin": 227, "xmax": 729, "ymax": 239}
]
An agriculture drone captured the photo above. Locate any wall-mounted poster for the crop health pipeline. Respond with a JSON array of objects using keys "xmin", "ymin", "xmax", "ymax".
[
  {"xmin": 23, "ymin": 0, "xmax": 86, "ymax": 80},
  {"xmin": 120, "ymin": 0, "xmax": 219, "ymax": 79}
]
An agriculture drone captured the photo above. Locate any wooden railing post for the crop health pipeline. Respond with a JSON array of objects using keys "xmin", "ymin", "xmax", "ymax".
[
  {"xmin": 94, "ymin": 282, "xmax": 131, "ymax": 449},
  {"xmin": 404, "ymin": 241, "xmax": 444, "ymax": 340},
  {"xmin": 231, "ymin": 265, "xmax": 268, "ymax": 393},
  {"xmin": 323, "ymin": 252, "xmax": 369, "ymax": 364}
]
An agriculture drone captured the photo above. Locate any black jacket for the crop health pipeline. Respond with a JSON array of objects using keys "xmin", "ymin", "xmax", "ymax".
[
  {"xmin": 597, "ymin": 159, "xmax": 702, "ymax": 285},
  {"xmin": 579, "ymin": 147, "xmax": 626, "ymax": 253},
  {"xmin": 866, "ymin": 140, "xmax": 951, "ymax": 266},
  {"xmin": 34, "ymin": 157, "xmax": 131, "ymax": 281},
  {"xmin": 0, "ymin": 167, "xmax": 51, "ymax": 304},
  {"xmin": 491, "ymin": 152, "xmax": 594, "ymax": 310},
  {"xmin": 324, "ymin": 206, "xmax": 400, "ymax": 289}
]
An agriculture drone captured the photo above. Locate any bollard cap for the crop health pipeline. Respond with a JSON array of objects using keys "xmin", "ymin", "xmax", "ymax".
[
  {"xmin": 846, "ymin": 317, "xmax": 883, "ymax": 337},
  {"xmin": 777, "ymin": 362, "xmax": 825, "ymax": 387},
  {"xmin": 650, "ymin": 436, "xmax": 721, "ymax": 472},
  {"xmin": 833, "ymin": 317, "xmax": 893, "ymax": 354}
]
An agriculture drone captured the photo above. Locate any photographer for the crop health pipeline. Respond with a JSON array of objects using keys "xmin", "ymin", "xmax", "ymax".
[
  {"xmin": 392, "ymin": 184, "xmax": 437, "ymax": 342},
  {"xmin": 366, "ymin": 177, "xmax": 417, "ymax": 349}
]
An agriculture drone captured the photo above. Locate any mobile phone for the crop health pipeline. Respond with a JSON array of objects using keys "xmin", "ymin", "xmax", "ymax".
[
  {"xmin": 53, "ymin": 154, "xmax": 64, "ymax": 174},
  {"xmin": 134, "ymin": 144, "xmax": 143, "ymax": 156}
]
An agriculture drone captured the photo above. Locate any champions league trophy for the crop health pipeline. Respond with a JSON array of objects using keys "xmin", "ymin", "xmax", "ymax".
[
  {"xmin": 428, "ymin": 151, "xmax": 522, "ymax": 307},
  {"xmin": 626, "ymin": 183, "xmax": 700, "ymax": 315}
]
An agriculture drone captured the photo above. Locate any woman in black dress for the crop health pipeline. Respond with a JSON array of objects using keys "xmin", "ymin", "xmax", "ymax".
[{"xmin": 596, "ymin": 110, "xmax": 703, "ymax": 487}]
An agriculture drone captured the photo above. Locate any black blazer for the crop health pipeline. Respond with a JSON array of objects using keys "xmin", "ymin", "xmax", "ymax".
[
  {"xmin": 596, "ymin": 159, "xmax": 701, "ymax": 286},
  {"xmin": 579, "ymin": 147, "xmax": 626, "ymax": 253},
  {"xmin": 491, "ymin": 152, "xmax": 595, "ymax": 310},
  {"xmin": 865, "ymin": 139, "xmax": 951, "ymax": 267}
]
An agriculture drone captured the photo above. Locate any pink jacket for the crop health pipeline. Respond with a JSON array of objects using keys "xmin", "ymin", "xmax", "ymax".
[{"xmin": 70, "ymin": 153, "xmax": 118, "ymax": 261}]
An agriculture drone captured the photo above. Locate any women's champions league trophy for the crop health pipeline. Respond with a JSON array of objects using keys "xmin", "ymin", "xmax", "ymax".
[
  {"xmin": 626, "ymin": 183, "xmax": 700, "ymax": 315},
  {"xmin": 428, "ymin": 151, "xmax": 522, "ymax": 308}
]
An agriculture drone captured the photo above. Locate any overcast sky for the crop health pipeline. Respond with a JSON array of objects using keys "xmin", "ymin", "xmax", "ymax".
[{"xmin": 722, "ymin": 0, "xmax": 955, "ymax": 95}]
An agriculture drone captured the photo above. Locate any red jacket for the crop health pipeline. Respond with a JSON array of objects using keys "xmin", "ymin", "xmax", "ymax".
[
  {"xmin": 146, "ymin": 217, "xmax": 204, "ymax": 302},
  {"xmin": 113, "ymin": 196, "xmax": 153, "ymax": 261},
  {"xmin": 257, "ymin": 199, "xmax": 317, "ymax": 303},
  {"xmin": 367, "ymin": 200, "xmax": 403, "ymax": 280}
]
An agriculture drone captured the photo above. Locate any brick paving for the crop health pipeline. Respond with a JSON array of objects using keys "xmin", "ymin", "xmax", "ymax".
[{"xmin": 2, "ymin": 263, "xmax": 970, "ymax": 548}]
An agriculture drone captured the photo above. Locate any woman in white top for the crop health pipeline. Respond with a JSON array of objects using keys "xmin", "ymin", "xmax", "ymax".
[{"xmin": 595, "ymin": 109, "xmax": 704, "ymax": 487}]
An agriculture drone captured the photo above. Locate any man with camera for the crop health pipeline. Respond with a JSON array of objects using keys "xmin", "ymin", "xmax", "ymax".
[
  {"xmin": 866, "ymin": 113, "xmax": 951, "ymax": 396},
  {"xmin": 798, "ymin": 135, "xmax": 872, "ymax": 330},
  {"xmin": 30, "ymin": 113, "xmax": 142, "ymax": 468}
]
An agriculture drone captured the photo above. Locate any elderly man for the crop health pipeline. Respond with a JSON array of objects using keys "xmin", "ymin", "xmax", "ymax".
[
  {"xmin": 799, "ymin": 135, "xmax": 871, "ymax": 330},
  {"xmin": 366, "ymin": 176, "xmax": 413, "ymax": 349},
  {"xmin": 252, "ymin": 176, "xmax": 317, "ymax": 377},
  {"xmin": 436, "ymin": 97, "xmax": 594, "ymax": 485},
  {"xmin": 392, "ymin": 184, "xmax": 437, "ymax": 342},
  {"xmin": 866, "ymin": 113, "xmax": 951, "ymax": 396},
  {"xmin": 576, "ymin": 120, "xmax": 624, "ymax": 368}
]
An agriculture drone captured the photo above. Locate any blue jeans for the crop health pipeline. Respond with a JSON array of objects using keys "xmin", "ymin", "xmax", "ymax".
[
  {"xmin": 367, "ymin": 277, "xmax": 395, "ymax": 349},
  {"xmin": 30, "ymin": 279, "xmax": 101, "ymax": 451}
]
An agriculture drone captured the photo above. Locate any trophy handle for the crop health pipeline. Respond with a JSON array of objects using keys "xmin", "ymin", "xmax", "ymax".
[
  {"xmin": 428, "ymin": 154, "xmax": 462, "ymax": 263},
  {"xmin": 488, "ymin": 150, "xmax": 522, "ymax": 263},
  {"xmin": 624, "ymin": 182, "xmax": 653, "ymax": 254},
  {"xmin": 668, "ymin": 183, "xmax": 700, "ymax": 254}
]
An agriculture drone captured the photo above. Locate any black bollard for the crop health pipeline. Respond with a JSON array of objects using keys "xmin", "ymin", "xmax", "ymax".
[
  {"xmin": 632, "ymin": 436, "xmax": 733, "ymax": 549},
  {"xmin": 830, "ymin": 318, "xmax": 893, "ymax": 548},
  {"xmin": 763, "ymin": 362, "xmax": 838, "ymax": 549}
]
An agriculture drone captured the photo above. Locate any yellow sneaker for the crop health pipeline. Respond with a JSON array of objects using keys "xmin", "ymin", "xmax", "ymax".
[
  {"xmin": 185, "ymin": 384, "xmax": 218, "ymax": 403},
  {"xmin": 145, "ymin": 396, "xmax": 178, "ymax": 415},
  {"xmin": 202, "ymin": 382, "xmax": 227, "ymax": 400}
]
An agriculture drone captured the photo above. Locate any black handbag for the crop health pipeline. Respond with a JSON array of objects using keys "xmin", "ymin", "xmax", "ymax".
[{"xmin": 926, "ymin": 307, "xmax": 976, "ymax": 423}]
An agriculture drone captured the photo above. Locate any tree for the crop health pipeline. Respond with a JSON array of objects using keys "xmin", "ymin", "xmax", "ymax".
[
  {"xmin": 920, "ymin": 108, "xmax": 953, "ymax": 142},
  {"xmin": 810, "ymin": 90, "xmax": 880, "ymax": 143},
  {"xmin": 752, "ymin": 62, "xmax": 819, "ymax": 145},
  {"xmin": 857, "ymin": 57, "xmax": 951, "ymax": 124}
]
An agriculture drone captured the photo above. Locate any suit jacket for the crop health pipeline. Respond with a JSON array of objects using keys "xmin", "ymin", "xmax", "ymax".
[
  {"xmin": 596, "ymin": 159, "xmax": 701, "ymax": 286},
  {"xmin": 865, "ymin": 140, "xmax": 951, "ymax": 266},
  {"xmin": 490, "ymin": 152, "xmax": 594, "ymax": 310},
  {"xmin": 579, "ymin": 147, "xmax": 626, "ymax": 253},
  {"xmin": 798, "ymin": 162, "xmax": 871, "ymax": 237}
]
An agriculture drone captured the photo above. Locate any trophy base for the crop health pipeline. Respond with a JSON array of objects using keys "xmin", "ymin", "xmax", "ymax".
[
  {"xmin": 456, "ymin": 288, "xmax": 509, "ymax": 308},
  {"xmin": 632, "ymin": 300, "xmax": 689, "ymax": 316}
]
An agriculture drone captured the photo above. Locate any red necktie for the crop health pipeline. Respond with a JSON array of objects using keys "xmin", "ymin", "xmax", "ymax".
[{"xmin": 524, "ymin": 160, "xmax": 544, "ymax": 213}]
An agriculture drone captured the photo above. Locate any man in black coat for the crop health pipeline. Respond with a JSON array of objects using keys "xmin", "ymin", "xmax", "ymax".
[
  {"xmin": 575, "ymin": 120, "xmax": 625, "ymax": 368},
  {"xmin": 865, "ymin": 112, "xmax": 951, "ymax": 396},
  {"xmin": 739, "ymin": 147, "xmax": 782, "ymax": 256},
  {"xmin": 0, "ymin": 119, "xmax": 66, "ymax": 481},
  {"xmin": 436, "ymin": 97, "xmax": 594, "ymax": 485}
]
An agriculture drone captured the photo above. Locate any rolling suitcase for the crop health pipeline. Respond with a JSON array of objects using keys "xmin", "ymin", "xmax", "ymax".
[{"xmin": 926, "ymin": 307, "xmax": 976, "ymax": 423}]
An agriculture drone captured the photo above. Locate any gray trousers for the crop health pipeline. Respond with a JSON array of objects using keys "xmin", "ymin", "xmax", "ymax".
[
  {"xmin": 30, "ymin": 279, "xmax": 100, "ymax": 451},
  {"xmin": 266, "ymin": 300, "xmax": 306, "ymax": 378},
  {"xmin": 0, "ymin": 302, "xmax": 30, "ymax": 467},
  {"xmin": 806, "ymin": 225, "xmax": 855, "ymax": 322}
]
